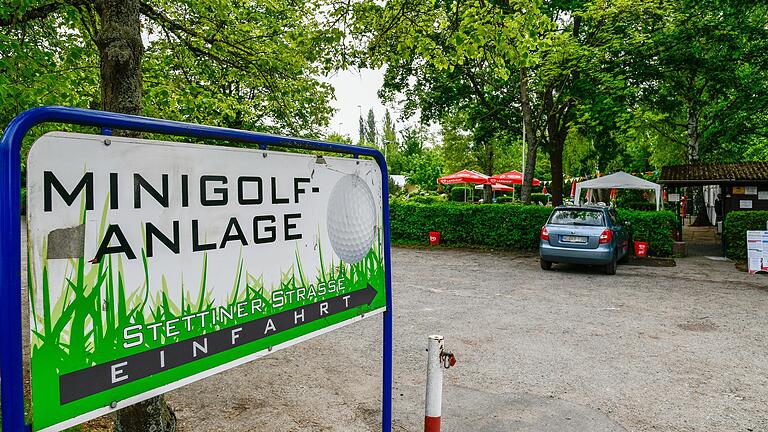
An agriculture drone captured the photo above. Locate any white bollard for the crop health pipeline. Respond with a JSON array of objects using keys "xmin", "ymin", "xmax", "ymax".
[{"xmin": 424, "ymin": 335, "xmax": 444, "ymax": 432}]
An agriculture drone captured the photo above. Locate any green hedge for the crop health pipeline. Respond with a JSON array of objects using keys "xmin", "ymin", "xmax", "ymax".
[
  {"xmin": 617, "ymin": 209, "xmax": 676, "ymax": 257},
  {"xmin": 391, "ymin": 201, "xmax": 552, "ymax": 250},
  {"xmin": 390, "ymin": 201, "xmax": 677, "ymax": 256},
  {"xmin": 618, "ymin": 201, "xmax": 655, "ymax": 211},
  {"xmin": 408, "ymin": 194, "xmax": 447, "ymax": 204},
  {"xmin": 496, "ymin": 195, "xmax": 517, "ymax": 204},
  {"xmin": 724, "ymin": 211, "xmax": 768, "ymax": 261}
]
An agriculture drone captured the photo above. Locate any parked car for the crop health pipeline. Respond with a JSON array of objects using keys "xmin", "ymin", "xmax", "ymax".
[{"xmin": 539, "ymin": 205, "xmax": 630, "ymax": 275}]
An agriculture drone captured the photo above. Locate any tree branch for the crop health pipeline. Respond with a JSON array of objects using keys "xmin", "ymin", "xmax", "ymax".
[{"xmin": 0, "ymin": 0, "xmax": 86, "ymax": 26}]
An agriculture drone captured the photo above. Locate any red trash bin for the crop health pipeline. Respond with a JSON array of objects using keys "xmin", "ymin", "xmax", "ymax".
[
  {"xmin": 429, "ymin": 231, "xmax": 441, "ymax": 246},
  {"xmin": 634, "ymin": 241, "xmax": 648, "ymax": 258}
]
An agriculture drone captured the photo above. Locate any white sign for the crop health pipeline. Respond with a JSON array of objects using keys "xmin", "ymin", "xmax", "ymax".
[
  {"xmin": 745, "ymin": 186, "xmax": 758, "ymax": 195},
  {"xmin": 759, "ymin": 191, "xmax": 768, "ymax": 200},
  {"xmin": 746, "ymin": 231, "xmax": 768, "ymax": 274},
  {"xmin": 668, "ymin": 193, "xmax": 680, "ymax": 202},
  {"xmin": 740, "ymin": 200, "xmax": 753, "ymax": 209},
  {"xmin": 27, "ymin": 132, "xmax": 386, "ymax": 431}
]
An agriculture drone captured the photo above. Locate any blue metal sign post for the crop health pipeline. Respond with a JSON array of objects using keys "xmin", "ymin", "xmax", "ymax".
[{"xmin": 0, "ymin": 106, "xmax": 394, "ymax": 432}]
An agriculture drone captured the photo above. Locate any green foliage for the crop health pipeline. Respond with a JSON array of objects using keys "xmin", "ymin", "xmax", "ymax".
[
  {"xmin": 617, "ymin": 209, "xmax": 677, "ymax": 257},
  {"xmin": 618, "ymin": 201, "xmax": 655, "ymax": 211},
  {"xmin": 404, "ymin": 149, "xmax": 443, "ymax": 191},
  {"xmin": 495, "ymin": 195, "xmax": 517, "ymax": 204},
  {"xmin": 449, "ymin": 187, "xmax": 472, "ymax": 202},
  {"xmin": 1, "ymin": 0, "xmax": 340, "ymax": 138},
  {"xmin": 390, "ymin": 201, "xmax": 553, "ymax": 250},
  {"xmin": 614, "ymin": 189, "xmax": 655, "ymax": 211},
  {"xmin": 724, "ymin": 211, "xmax": 768, "ymax": 261},
  {"xmin": 407, "ymin": 194, "xmax": 447, "ymax": 204},
  {"xmin": 20, "ymin": 187, "xmax": 26, "ymax": 215},
  {"xmin": 530, "ymin": 193, "xmax": 548, "ymax": 205}
]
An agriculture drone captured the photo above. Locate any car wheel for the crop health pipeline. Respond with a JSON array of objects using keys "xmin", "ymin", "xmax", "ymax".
[
  {"xmin": 540, "ymin": 259, "xmax": 552, "ymax": 270},
  {"xmin": 605, "ymin": 253, "xmax": 617, "ymax": 275}
]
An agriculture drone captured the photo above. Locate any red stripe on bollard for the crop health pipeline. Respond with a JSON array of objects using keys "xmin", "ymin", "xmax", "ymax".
[{"xmin": 424, "ymin": 416, "xmax": 441, "ymax": 432}]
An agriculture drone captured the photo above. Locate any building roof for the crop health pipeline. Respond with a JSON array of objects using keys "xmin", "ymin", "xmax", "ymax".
[{"xmin": 659, "ymin": 162, "xmax": 768, "ymax": 185}]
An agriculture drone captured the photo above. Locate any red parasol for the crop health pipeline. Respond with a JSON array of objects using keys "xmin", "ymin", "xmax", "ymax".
[
  {"xmin": 437, "ymin": 169, "xmax": 493, "ymax": 185},
  {"xmin": 490, "ymin": 170, "xmax": 541, "ymax": 186}
]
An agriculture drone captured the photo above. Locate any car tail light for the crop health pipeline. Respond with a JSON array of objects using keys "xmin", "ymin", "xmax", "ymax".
[
  {"xmin": 540, "ymin": 226, "xmax": 549, "ymax": 241},
  {"xmin": 599, "ymin": 229, "xmax": 613, "ymax": 244}
]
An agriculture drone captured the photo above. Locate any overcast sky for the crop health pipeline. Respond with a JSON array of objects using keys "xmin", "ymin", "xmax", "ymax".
[{"xmin": 324, "ymin": 67, "xmax": 425, "ymax": 143}]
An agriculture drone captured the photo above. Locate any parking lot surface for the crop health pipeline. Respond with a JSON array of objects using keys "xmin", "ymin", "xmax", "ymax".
[{"xmin": 164, "ymin": 247, "xmax": 768, "ymax": 432}]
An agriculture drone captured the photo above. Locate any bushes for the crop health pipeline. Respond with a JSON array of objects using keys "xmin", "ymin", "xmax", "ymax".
[
  {"xmin": 390, "ymin": 201, "xmax": 677, "ymax": 257},
  {"xmin": 530, "ymin": 193, "xmax": 548, "ymax": 205},
  {"xmin": 408, "ymin": 194, "xmax": 447, "ymax": 204},
  {"xmin": 724, "ymin": 211, "xmax": 768, "ymax": 261},
  {"xmin": 617, "ymin": 209, "xmax": 677, "ymax": 257},
  {"xmin": 390, "ymin": 201, "xmax": 552, "ymax": 250},
  {"xmin": 618, "ymin": 201, "xmax": 655, "ymax": 211},
  {"xmin": 449, "ymin": 186, "xmax": 473, "ymax": 202},
  {"xmin": 495, "ymin": 195, "xmax": 516, "ymax": 204}
]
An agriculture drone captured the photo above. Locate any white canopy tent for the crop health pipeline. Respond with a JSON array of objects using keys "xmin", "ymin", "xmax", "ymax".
[{"xmin": 574, "ymin": 171, "xmax": 662, "ymax": 210}]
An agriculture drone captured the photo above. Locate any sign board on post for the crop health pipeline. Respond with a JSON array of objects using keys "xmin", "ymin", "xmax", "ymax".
[
  {"xmin": 746, "ymin": 231, "xmax": 768, "ymax": 274},
  {"xmin": 24, "ymin": 130, "xmax": 388, "ymax": 431}
]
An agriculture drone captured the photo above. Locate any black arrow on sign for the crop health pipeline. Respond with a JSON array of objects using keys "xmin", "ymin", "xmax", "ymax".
[{"xmin": 59, "ymin": 285, "xmax": 378, "ymax": 404}]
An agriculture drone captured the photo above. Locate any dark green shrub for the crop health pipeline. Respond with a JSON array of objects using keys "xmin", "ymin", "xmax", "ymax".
[
  {"xmin": 409, "ymin": 194, "xmax": 447, "ymax": 204},
  {"xmin": 495, "ymin": 195, "xmax": 516, "ymax": 204},
  {"xmin": 724, "ymin": 211, "xmax": 768, "ymax": 261},
  {"xmin": 530, "ymin": 193, "xmax": 548, "ymax": 205},
  {"xmin": 390, "ymin": 202, "xmax": 677, "ymax": 257},
  {"xmin": 617, "ymin": 209, "xmax": 676, "ymax": 257},
  {"xmin": 449, "ymin": 186, "xmax": 473, "ymax": 202},
  {"xmin": 618, "ymin": 201, "xmax": 655, "ymax": 211},
  {"xmin": 20, "ymin": 187, "xmax": 26, "ymax": 215}
]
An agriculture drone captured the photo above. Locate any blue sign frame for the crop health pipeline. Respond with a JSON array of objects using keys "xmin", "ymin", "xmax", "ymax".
[{"xmin": 0, "ymin": 106, "xmax": 394, "ymax": 432}]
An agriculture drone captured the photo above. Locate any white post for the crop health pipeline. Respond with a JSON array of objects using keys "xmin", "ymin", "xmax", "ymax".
[{"xmin": 424, "ymin": 335, "xmax": 444, "ymax": 432}]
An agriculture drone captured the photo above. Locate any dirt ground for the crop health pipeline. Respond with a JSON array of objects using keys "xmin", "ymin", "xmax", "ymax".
[
  {"xmin": 167, "ymin": 247, "xmax": 767, "ymax": 432},
  {"xmin": 13, "ymin": 237, "xmax": 768, "ymax": 431}
]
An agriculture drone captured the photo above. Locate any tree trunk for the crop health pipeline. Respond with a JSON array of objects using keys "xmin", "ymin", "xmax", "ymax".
[
  {"xmin": 544, "ymin": 89, "xmax": 570, "ymax": 208},
  {"xmin": 113, "ymin": 396, "xmax": 177, "ymax": 432},
  {"xmin": 687, "ymin": 107, "xmax": 710, "ymax": 226},
  {"xmin": 97, "ymin": 0, "xmax": 143, "ymax": 118},
  {"xmin": 549, "ymin": 137, "xmax": 564, "ymax": 206},
  {"xmin": 519, "ymin": 67, "xmax": 538, "ymax": 204},
  {"xmin": 94, "ymin": 1, "xmax": 177, "ymax": 430},
  {"xmin": 484, "ymin": 140, "xmax": 494, "ymax": 202}
]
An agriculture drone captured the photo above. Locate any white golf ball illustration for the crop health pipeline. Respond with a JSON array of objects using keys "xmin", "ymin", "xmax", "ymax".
[{"xmin": 327, "ymin": 174, "xmax": 377, "ymax": 264}]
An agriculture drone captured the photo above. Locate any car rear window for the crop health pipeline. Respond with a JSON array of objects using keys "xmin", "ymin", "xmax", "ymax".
[{"xmin": 549, "ymin": 209, "xmax": 605, "ymax": 226}]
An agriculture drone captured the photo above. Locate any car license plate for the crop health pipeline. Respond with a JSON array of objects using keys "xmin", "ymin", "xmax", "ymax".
[{"xmin": 562, "ymin": 235, "xmax": 587, "ymax": 243}]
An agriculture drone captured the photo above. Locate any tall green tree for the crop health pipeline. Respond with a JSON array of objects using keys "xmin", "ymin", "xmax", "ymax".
[
  {"xmin": 365, "ymin": 108, "xmax": 377, "ymax": 147},
  {"xmin": 382, "ymin": 108, "xmax": 396, "ymax": 160},
  {"xmin": 628, "ymin": 0, "xmax": 768, "ymax": 224},
  {"xmin": 1, "ymin": 1, "xmax": 342, "ymax": 429}
]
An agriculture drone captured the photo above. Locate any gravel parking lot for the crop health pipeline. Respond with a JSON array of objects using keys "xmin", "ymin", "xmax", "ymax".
[
  {"xmin": 165, "ymin": 246, "xmax": 768, "ymax": 432},
  {"xmin": 13, "ymin": 237, "xmax": 768, "ymax": 431}
]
